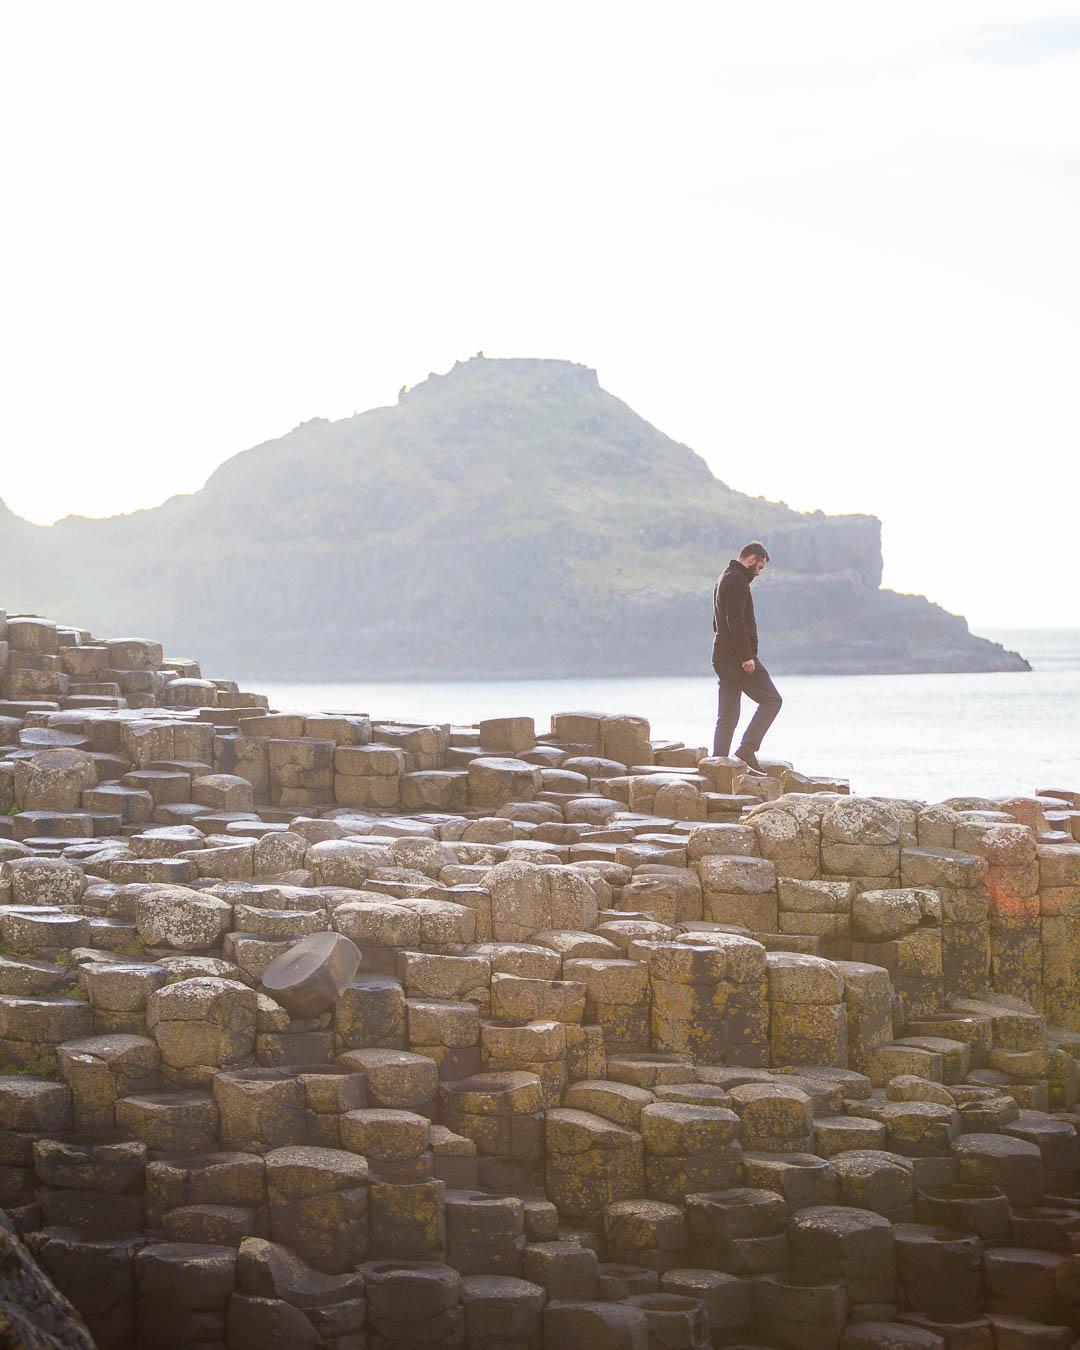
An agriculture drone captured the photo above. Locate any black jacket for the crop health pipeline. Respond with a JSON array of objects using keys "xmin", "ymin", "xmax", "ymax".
[{"xmin": 712, "ymin": 559, "xmax": 758, "ymax": 667}]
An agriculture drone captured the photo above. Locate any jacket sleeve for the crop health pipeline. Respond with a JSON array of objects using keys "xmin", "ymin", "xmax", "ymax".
[{"xmin": 722, "ymin": 576, "xmax": 753, "ymax": 662}]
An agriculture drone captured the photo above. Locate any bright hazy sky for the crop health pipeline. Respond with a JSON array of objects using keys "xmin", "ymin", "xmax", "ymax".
[{"xmin": 3, "ymin": 2, "xmax": 1079, "ymax": 629}]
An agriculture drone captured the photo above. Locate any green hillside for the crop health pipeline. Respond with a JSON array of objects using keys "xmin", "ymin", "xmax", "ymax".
[{"xmin": 0, "ymin": 357, "xmax": 1027, "ymax": 678}]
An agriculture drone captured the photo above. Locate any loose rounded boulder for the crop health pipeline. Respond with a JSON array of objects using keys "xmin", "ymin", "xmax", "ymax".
[{"xmin": 261, "ymin": 931, "xmax": 361, "ymax": 1018}]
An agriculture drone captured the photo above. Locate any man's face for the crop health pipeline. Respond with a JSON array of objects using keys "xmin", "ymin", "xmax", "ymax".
[{"xmin": 746, "ymin": 555, "xmax": 767, "ymax": 578}]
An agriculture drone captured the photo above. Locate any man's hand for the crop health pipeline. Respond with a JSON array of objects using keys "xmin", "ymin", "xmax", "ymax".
[{"xmin": 741, "ymin": 658, "xmax": 756, "ymax": 674}]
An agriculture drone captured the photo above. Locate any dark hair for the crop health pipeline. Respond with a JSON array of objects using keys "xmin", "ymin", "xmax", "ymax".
[{"xmin": 739, "ymin": 541, "xmax": 770, "ymax": 562}]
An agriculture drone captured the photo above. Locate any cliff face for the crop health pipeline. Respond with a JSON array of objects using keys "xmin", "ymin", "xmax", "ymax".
[{"xmin": 0, "ymin": 356, "xmax": 1027, "ymax": 677}]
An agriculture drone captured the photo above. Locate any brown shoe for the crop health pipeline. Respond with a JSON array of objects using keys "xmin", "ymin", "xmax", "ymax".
[{"xmin": 735, "ymin": 746, "xmax": 765, "ymax": 776}]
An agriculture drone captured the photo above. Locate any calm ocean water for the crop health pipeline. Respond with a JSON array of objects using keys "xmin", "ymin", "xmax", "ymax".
[{"xmin": 256, "ymin": 629, "xmax": 1080, "ymax": 802}]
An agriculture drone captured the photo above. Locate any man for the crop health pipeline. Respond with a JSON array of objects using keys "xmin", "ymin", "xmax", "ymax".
[{"xmin": 711, "ymin": 541, "xmax": 783, "ymax": 774}]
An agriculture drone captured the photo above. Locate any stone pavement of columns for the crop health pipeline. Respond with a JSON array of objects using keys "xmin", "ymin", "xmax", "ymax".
[{"xmin": 1, "ymin": 611, "xmax": 1080, "ymax": 1349}]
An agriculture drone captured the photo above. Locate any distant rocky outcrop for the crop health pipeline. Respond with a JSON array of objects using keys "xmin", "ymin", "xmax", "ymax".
[{"xmin": 0, "ymin": 357, "xmax": 1027, "ymax": 678}]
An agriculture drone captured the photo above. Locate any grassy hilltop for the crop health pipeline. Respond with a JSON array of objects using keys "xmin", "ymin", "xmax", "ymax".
[{"xmin": 0, "ymin": 356, "xmax": 1027, "ymax": 678}]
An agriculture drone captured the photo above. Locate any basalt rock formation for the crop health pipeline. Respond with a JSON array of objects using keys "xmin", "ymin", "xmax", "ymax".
[
  {"xmin": 0, "ymin": 1216, "xmax": 95, "ymax": 1349},
  {"xmin": 0, "ymin": 357, "xmax": 1028, "ymax": 679},
  {"xmin": 1, "ymin": 610, "xmax": 1076, "ymax": 1349}
]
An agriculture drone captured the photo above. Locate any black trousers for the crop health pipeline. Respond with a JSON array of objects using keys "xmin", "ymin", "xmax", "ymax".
[{"xmin": 712, "ymin": 659, "xmax": 783, "ymax": 758}]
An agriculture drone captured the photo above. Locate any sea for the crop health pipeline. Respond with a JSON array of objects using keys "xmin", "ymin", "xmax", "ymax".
[{"xmin": 256, "ymin": 629, "xmax": 1080, "ymax": 803}]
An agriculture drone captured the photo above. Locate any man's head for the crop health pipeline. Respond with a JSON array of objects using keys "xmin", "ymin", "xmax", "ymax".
[{"xmin": 738, "ymin": 541, "xmax": 769, "ymax": 579}]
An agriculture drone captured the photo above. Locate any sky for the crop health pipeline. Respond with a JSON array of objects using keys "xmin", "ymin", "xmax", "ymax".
[{"xmin": 2, "ymin": 1, "xmax": 1079, "ymax": 630}]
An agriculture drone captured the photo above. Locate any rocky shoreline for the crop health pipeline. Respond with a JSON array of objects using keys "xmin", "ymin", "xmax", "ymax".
[{"xmin": 1, "ymin": 609, "xmax": 1078, "ymax": 1349}]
